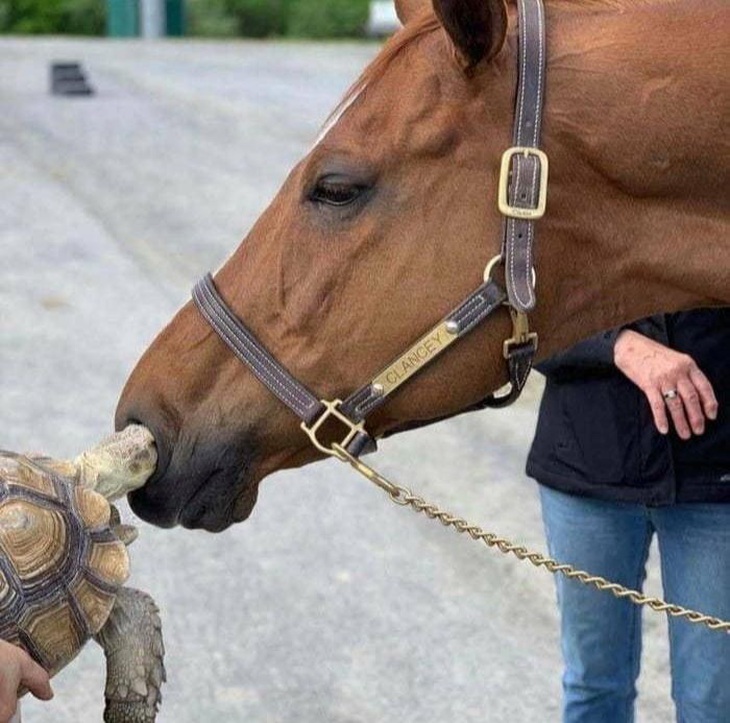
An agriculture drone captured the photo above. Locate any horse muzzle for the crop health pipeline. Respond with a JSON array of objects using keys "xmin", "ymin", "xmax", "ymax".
[{"xmin": 117, "ymin": 413, "xmax": 259, "ymax": 532}]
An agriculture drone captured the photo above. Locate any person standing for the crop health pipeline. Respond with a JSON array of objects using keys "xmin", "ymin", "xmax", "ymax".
[{"xmin": 527, "ymin": 308, "xmax": 730, "ymax": 722}]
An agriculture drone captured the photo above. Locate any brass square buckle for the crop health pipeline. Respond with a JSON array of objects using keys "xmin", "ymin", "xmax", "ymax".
[
  {"xmin": 498, "ymin": 146, "xmax": 549, "ymax": 220},
  {"xmin": 301, "ymin": 399, "xmax": 366, "ymax": 458}
]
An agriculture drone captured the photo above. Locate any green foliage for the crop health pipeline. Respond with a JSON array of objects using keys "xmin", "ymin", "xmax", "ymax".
[
  {"xmin": 0, "ymin": 0, "xmax": 105, "ymax": 34},
  {"xmin": 59, "ymin": 0, "xmax": 105, "ymax": 34},
  {"xmin": 287, "ymin": 0, "xmax": 368, "ymax": 38},
  {"xmin": 0, "ymin": 0, "xmax": 58, "ymax": 33},
  {"xmin": 0, "ymin": 0, "xmax": 371, "ymax": 37},
  {"xmin": 187, "ymin": 0, "xmax": 237, "ymax": 37},
  {"xmin": 186, "ymin": 0, "xmax": 370, "ymax": 39},
  {"xmin": 224, "ymin": 0, "xmax": 286, "ymax": 38}
]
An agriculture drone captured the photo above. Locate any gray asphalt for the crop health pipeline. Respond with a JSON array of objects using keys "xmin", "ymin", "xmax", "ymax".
[{"xmin": 0, "ymin": 38, "xmax": 672, "ymax": 722}]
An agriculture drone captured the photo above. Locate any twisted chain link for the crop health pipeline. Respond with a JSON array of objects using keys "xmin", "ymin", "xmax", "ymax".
[{"xmin": 333, "ymin": 445, "xmax": 730, "ymax": 634}]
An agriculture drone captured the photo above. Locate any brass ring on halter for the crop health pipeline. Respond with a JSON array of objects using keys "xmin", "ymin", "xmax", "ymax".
[
  {"xmin": 483, "ymin": 254, "xmax": 537, "ymax": 288},
  {"xmin": 662, "ymin": 389, "xmax": 679, "ymax": 402},
  {"xmin": 483, "ymin": 254, "xmax": 504, "ymax": 282}
]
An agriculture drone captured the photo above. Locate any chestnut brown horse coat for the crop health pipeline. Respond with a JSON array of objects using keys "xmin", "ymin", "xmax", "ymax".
[{"xmin": 117, "ymin": 0, "xmax": 729, "ymax": 532}]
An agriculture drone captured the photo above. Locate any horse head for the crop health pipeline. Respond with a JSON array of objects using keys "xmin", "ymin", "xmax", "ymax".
[{"xmin": 116, "ymin": 0, "xmax": 728, "ymax": 531}]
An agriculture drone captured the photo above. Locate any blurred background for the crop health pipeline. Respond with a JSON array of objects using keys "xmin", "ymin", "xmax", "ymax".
[
  {"xmin": 1, "ymin": 2, "xmax": 672, "ymax": 721},
  {"xmin": 0, "ymin": 0, "xmax": 400, "ymax": 40}
]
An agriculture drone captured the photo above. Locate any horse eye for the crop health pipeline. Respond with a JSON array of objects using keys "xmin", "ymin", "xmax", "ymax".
[{"xmin": 310, "ymin": 177, "xmax": 365, "ymax": 207}]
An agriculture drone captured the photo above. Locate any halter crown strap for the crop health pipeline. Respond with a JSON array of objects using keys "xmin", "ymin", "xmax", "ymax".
[{"xmin": 500, "ymin": 0, "xmax": 548, "ymax": 312}]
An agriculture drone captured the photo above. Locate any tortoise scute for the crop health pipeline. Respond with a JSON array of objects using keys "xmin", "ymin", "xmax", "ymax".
[
  {"xmin": 0, "ymin": 568, "xmax": 13, "ymax": 606},
  {"xmin": 0, "ymin": 570, "xmax": 12, "ymax": 604},
  {"xmin": 0, "ymin": 500, "xmax": 67, "ymax": 582},
  {"xmin": 74, "ymin": 486, "xmax": 113, "ymax": 530},
  {"xmin": 71, "ymin": 575, "xmax": 118, "ymax": 635},
  {"xmin": 88, "ymin": 540, "xmax": 131, "ymax": 588},
  {"xmin": 17, "ymin": 461, "xmax": 58, "ymax": 497},
  {"xmin": 20, "ymin": 601, "xmax": 84, "ymax": 674}
]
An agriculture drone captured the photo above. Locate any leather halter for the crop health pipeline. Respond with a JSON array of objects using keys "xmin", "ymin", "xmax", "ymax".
[{"xmin": 193, "ymin": 0, "xmax": 548, "ymax": 459}]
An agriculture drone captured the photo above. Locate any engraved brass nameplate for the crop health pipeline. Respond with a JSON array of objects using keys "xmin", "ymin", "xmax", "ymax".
[{"xmin": 371, "ymin": 321, "xmax": 459, "ymax": 397}]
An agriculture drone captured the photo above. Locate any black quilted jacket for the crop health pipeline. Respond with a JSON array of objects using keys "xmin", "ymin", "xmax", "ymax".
[{"xmin": 526, "ymin": 308, "xmax": 730, "ymax": 505}]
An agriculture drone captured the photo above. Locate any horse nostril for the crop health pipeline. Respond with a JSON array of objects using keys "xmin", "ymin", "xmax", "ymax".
[{"xmin": 114, "ymin": 401, "xmax": 139, "ymax": 434}]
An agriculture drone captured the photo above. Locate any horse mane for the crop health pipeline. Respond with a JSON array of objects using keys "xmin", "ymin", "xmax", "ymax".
[
  {"xmin": 333, "ymin": 0, "xmax": 666, "ymax": 119},
  {"xmin": 329, "ymin": 13, "xmax": 441, "ymax": 122},
  {"xmin": 353, "ymin": 13, "xmax": 441, "ymax": 95}
]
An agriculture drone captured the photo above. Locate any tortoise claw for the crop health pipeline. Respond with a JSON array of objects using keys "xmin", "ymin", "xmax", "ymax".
[{"xmin": 112, "ymin": 524, "xmax": 139, "ymax": 547}]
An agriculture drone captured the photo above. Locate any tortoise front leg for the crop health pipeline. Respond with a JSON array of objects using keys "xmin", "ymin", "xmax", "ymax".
[{"xmin": 94, "ymin": 588, "xmax": 166, "ymax": 723}]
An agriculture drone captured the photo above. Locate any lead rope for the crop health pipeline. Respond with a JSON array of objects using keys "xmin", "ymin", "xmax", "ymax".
[{"xmin": 332, "ymin": 444, "xmax": 730, "ymax": 634}]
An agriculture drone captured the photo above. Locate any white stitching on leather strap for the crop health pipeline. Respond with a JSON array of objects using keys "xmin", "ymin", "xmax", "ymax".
[
  {"xmin": 456, "ymin": 289, "xmax": 501, "ymax": 331},
  {"xmin": 508, "ymin": 156, "xmax": 527, "ymax": 308},
  {"xmin": 197, "ymin": 281, "xmax": 318, "ymax": 417},
  {"xmin": 350, "ymin": 286, "xmax": 503, "ymax": 418},
  {"xmin": 516, "ymin": 0, "xmax": 529, "ymax": 140},
  {"xmin": 197, "ymin": 284, "xmax": 312, "ymax": 414},
  {"xmin": 534, "ymin": 0, "xmax": 545, "ymax": 146},
  {"xmin": 508, "ymin": 0, "xmax": 541, "ymax": 310},
  {"xmin": 523, "ymin": 160, "xmax": 539, "ymax": 307}
]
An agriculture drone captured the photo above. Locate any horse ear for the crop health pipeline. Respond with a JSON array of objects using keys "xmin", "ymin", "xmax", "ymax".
[
  {"xmin": 432, "ymin": 0, "xmax": 508, "ymax": 69},
  {"xmin": 395, "ymin": 0, "xmax": 429, "ymax": 25}
]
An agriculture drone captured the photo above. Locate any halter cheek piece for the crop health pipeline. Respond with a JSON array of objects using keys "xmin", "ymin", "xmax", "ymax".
[{"xmin": 193, "ymin": 0, "xmax": 547, "ymax": 460}]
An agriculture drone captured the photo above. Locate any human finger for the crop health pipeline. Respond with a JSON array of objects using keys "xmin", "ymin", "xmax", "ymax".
[
  {"xmin": 18, "ymin": 653, "xmax": 52, "ymax": 702},
  {"xmin": 647, "ymin": 388, "xmax": 670, "ymax": 435},
  {"xmin": 663, "ymin": 388, "xmax": 691, "ymax": 440},
  {"xmin": 677, "ymin": 376, "xmax": 706, "ymax": 435},
  {"xmin": 689, "ymin": 366, "xmax": 718, "ymax": 421}
]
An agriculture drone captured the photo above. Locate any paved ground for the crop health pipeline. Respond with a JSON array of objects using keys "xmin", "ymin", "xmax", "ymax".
[{"xmin": 0, "ymin": 38, "xmax": 673, "ymax": 722}]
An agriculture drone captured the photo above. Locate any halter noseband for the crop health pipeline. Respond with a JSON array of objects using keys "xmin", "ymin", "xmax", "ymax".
[{"xmin": 193, "ymin": 0, "xmax": 548, "ymax": 460}]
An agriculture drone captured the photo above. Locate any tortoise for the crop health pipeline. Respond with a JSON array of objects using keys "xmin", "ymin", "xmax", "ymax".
[{"xmin": 0, "ymin": 425, "xmax": 165, "ymax": 722}]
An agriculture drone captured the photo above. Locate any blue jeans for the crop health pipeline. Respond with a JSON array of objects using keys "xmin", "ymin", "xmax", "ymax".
[{"xmin": 539, "ymin": 486, "xmax": 730, "ymax": 723}]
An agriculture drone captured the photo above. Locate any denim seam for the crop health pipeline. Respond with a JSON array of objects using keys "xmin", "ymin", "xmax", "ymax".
[{"xmin": 624, "ymin": 520, "xmax": 653, "ymax": 721}]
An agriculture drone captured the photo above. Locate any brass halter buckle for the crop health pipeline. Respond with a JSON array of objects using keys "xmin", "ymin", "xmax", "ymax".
[
  {"xmin": 301, "ymin": 399, "xmax": 367, "ymax": 459},
  {"xmin": 498, "ymin": 146, "xmax": 549, "ymax": 220}
]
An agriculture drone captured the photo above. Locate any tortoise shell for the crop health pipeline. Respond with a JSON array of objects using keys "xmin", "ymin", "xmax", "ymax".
[{"xmin": 0, "ymin": 451, "xmax": 129, "ymax": 675}]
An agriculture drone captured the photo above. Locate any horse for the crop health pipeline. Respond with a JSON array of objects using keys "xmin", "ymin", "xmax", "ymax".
[{"xmin": 116, "ymin": 0, "xmax": 729, "ymax": 533}]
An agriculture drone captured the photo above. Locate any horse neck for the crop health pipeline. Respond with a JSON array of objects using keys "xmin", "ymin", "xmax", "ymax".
[{"xmin": 532, "ymin": 0, "xmax": 728, "ymax": 358}]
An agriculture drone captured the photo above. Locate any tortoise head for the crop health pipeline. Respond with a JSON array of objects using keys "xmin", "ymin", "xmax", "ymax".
[{"xmin": 73, "ymin": 425, "xmax": 158, "ymax": 502}]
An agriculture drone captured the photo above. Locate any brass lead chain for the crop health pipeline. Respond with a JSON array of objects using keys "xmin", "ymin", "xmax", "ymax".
[{"xmin": 332, "ymin": 445, "xmax": 730, "ymax": 634}]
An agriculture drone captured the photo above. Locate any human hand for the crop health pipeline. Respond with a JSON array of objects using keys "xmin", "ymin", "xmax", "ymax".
[
  {"xmin": 614, "ymin": 329, "xmax": 718, "ymax": 439},
  {"xmin": 0, "ymin": 640, "xmax": 53, "ymax": 723}
]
